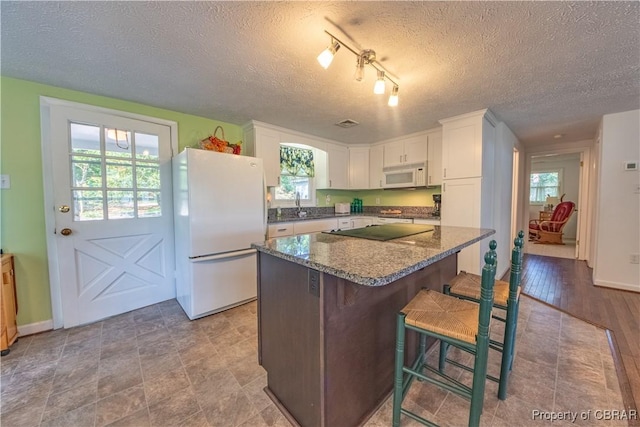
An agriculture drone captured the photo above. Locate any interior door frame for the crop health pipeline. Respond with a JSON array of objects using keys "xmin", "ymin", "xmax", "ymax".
[
  {"xmin": 522, "ymin": 141, "xmax": 593, "ymax": 261},
  {"xmin": 40, "ymin": 97, "xmax": 179, "ymax": 329}
]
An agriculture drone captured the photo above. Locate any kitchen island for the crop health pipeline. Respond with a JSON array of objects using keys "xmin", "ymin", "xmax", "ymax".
[{"xmin": 251, "ymin": 225, "xmax": 494, "ymax": 427}]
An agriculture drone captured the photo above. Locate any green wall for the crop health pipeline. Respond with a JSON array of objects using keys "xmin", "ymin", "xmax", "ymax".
[
  {"xmin": 316, "ymin": 188, "xmax": 440, "ymax": 207},
  {"xmin": 0, "ymin": 76, "xmax": 243, "ymax": 327}
]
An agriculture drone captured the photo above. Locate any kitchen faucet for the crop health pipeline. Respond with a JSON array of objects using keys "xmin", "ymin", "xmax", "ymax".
[{"xmin": 295, "ymin": 192, "xmax": 306, "ymax": 217}]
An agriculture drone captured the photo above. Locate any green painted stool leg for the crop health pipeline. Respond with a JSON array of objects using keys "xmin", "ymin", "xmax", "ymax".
[
  {"xmin": 509, "ymin": 299, "xmax": 520, "ymax": 371},
  {"xmin": 392, "ymin": 313, "xmax": 407, "ymax": 427},
  {"xmin": 498, "ymin": 298, "xmax": 517, "ymax": 400},
  {"xmin": 438, "ymin": 284, "xmax": 452, "ymax": 372}
]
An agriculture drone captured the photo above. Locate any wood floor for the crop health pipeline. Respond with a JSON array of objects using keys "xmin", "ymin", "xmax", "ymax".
[{"xmin": 516, "ymin": 254, "xmax": 640, "ymax": 420}]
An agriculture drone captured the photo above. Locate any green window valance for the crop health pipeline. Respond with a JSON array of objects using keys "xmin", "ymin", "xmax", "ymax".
[{"xmin": 280, "ymin": 145, "xmax": 315, "ymax": 177}]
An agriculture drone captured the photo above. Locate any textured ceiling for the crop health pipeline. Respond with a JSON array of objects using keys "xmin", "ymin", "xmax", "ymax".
[{"xmin": 1, "ymin": 1, "xmax": 639, "ymax": 146}]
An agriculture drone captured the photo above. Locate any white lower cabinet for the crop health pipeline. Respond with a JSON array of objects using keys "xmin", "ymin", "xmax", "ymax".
[
  {"xmin": 268, "ymin": 216, "xmax": 378, "ymax": 238},
  {"xmin": 351, "ymin": 217, "xmax": 374, "ymax": 229},
  {"xmin": 375, "ymin": 217, "xmax": 413, "ymax": 225},
  {"xmin": 337, "ymin": 218, "xmax": 352, "ymax": 230},
  {"xmin": 413, "ymin": 218, "xmax": 441, "ymax": 226},
  {"xmin": 293, "ymin": 218, "xmax": 338, "ymax": 235},
  {"xmin": 267, "ymin": 223, "xmax": 294, "ymax": 238}
]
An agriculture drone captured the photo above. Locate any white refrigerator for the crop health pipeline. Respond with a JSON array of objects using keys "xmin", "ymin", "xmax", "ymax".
[{"xmin": 173, "ymin": 148, "xmax": 266, "ymax": 319}]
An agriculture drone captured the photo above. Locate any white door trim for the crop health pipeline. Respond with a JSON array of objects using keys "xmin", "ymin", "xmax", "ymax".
[
  {"xmin": 40, "ymin": 97, "xmax": 179, "ymax": 329},
  {"xmin": 523, "ymin": 141, "xmax": 593, "ymax": 262}
]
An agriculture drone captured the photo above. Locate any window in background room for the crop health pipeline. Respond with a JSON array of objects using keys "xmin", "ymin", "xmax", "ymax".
[
  {"xmin": 274, "ymin": 144, "xmax": 316, "ymax": 205},
  {"xmin": 529, "ymin": 170, "xmax": 562, "ymax": 204}
]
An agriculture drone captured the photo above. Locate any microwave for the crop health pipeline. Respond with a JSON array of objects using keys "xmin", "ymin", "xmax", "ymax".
[{"xmin": 383, "ymin": 167, "xmax": 426, "ymax": 188}]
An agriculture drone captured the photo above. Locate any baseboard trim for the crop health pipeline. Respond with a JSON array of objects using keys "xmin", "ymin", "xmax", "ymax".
[
  {"xmin": 593, "ymin": 280, "xmax": 640, "ymax": 293},
  {"xmin": 18, "ymin": 319, "xmax": 54, "ymax": 337}
]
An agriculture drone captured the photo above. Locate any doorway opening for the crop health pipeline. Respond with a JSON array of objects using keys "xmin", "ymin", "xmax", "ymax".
[{"xmin": 523, "ymin": 147, "xmax": 592, "ymax": 261}]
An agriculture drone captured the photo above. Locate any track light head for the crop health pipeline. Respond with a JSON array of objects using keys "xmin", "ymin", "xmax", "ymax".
[
  {"xmin": 374, "ymin": 70, "xmax": 386, "ymax": 94},
  {"xmin": 317, "ymin": 41, "xmax": 340, "ymax": 69},
  {"xmin": 388, "ymin": 85, "xmax": 399, "ymax": 107}
]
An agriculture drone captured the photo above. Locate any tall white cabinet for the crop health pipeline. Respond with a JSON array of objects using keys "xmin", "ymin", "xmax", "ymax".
[
  {"xmin": 440, "ymin": 109, "xmax": 497, "ymax": 274},
  {"xmin": 426, "ymin": 130, "xmax": 443, "ymax": 186},
  {"xmin": 243, "ymin": 123, "xmax": 281, "ymax": 187},
  {"xmin": 369, "ymin": 145, "xmax": 384, "ymax": 189},
  {"xmin": 349, "ymin": 146, "xmax": 370, "ymax": 189}
]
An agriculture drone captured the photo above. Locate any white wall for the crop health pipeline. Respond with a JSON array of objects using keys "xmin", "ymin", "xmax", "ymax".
[
  {"xmin": 594, "ymin": 110, "xmax": 640, "ymax": 292},
  {"xmin": 530, "ymin": 154, "xmax": 580, "ymax": 239},
  {"xmin": 495, "ymin": 122, "xmax": 520, "ymax": 277}
]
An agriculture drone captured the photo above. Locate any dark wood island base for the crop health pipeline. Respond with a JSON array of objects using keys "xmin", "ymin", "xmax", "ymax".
[{"xmin": 257, "ymin": 252, "xmax": 457, "ymax": 427}]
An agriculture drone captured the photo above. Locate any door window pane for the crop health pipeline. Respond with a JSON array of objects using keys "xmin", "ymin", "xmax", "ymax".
[
  {"xmin": 72, "ymin": 157, "xmax": 103, "ymax": 187},
  {"xmin": 70, "ymin": 123, "xmax": 101, "ymax": 155},
  {"xmin": 105, "ymin": 129, "xmax": 132, "ymax": 158},
  {"xmin": 135, "ymin": 133, "xmax": 159, "ymax": 160},
  {"xmin": 136, "ymin": 164, "xmax": 160, "ymax": 189},
  {"xmin": 73, "ymin": 190, "xmax": 104, "ymax": 221},
  {"xmin": 107, "ymin": 191, "xmax": 135, "ymax": 219},
  {"xmin": 137, "ymin": 191, "xmax": 161, "ymax": 218},
  {"xmin": 71, "ymin": 124, "xmax": 163, "ymax": 221},
  {"xmin": 106, "ymin": 159, "xmax": 133, "ymax": 188}
]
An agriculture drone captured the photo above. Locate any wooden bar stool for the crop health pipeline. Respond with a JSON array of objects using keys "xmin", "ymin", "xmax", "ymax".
[
  {"xmin": 392, "ymin": 243, "xmax": 497, "ymax": 427},
  {"xmin": 439, "ymin": 231, "xmax": 524, "ymax": 400}
]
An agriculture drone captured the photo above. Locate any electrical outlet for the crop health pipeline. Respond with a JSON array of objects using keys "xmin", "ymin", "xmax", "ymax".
[
  {"xmin": 308, "ymin": 270, "xmax": 320, "ymax": 297},
  {"xmin": 326, "ymin": 194, "xmax": 331, "ymax": 204},
  {"xmin": 0, "ymin": 175, "xmax": 10, "ymax": 189},
  {"xmin": 375, "ymin": 197, "xmax": 380, "ymax": 205},
  {"xmin": 630, "ymin": 254, "xmax": 640, "ymax": 265}
]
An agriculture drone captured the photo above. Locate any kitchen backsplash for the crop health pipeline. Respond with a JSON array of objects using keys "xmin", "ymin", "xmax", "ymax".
[{"xmin": 267, "ymin": 206, "xmax": 436, "ymax": 221}]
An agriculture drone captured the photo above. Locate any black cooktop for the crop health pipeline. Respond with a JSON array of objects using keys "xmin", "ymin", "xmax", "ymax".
[{"xmin": 324, "ymin": 223, "xmax": 434, "ymax": 241}]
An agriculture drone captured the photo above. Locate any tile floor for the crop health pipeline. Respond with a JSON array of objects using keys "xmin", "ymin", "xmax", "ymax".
[{"xmin": 0, "ymin": 296, "xmax": 627, "ymax": 427}]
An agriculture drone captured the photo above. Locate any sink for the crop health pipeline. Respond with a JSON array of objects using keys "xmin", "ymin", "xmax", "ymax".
[{"xmin": 297, "ymin": 211, "xmax": 307, "ymax": 218}]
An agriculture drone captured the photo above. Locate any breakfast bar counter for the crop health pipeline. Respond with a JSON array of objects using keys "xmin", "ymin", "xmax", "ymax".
[{"xmin": 251, "ymin": 225, "xmax": 494, "ymax": 427}]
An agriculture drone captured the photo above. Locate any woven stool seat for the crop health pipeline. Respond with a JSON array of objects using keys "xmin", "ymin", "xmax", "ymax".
[
  {"xmin": 450, "ymin": 271, "xmax": 521, "ymax": 307},
  {"xmin": 402, "ymin": 289, "xmax": 482, "ymax": 344}
]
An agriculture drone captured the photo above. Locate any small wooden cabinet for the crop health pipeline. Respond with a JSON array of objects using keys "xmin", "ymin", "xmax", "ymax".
[
  {"xmin": 1, "ymin": 254, "xmax": 19, "ymax": 355},
  {"xmin": 539, "ymin": 211, "xmax": 553, "ymax": 221}
]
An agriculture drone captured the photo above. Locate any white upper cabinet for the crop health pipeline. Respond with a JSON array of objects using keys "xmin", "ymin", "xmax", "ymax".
[
  {"xmin": 369, "ymin": 145, "xmax": 384, "ymax": 189},
  {"xmin": 382, "ymin": 134, "xmax": 427, "ymax": 168},
  {"xmin": 318, "ymin": 143, "xmax": 349, "ymax": 189},
  {"xmin": 243, "ymin": 122, "xmax": 281, "ymax": 187},
  {"xmin": 440, "ymin": 110, "xmax": 497, "ymax": 180},
  {"xmin": 349, "ymin": 147, "xmax": 370, "ymax": 189},
  {"xmin": 426, "ymin": 130, "xmax": 442, "ymax": 186}
]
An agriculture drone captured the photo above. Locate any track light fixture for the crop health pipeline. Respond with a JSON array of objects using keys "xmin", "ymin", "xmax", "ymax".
[{"xmin": 317, "ymin": 30, "xmax": 400, "ymax": 106}]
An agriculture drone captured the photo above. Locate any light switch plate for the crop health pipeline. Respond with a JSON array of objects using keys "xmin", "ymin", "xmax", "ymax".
[{"xmin": 0, "ymin": 175, "xmax": 10, "ymax": 189}]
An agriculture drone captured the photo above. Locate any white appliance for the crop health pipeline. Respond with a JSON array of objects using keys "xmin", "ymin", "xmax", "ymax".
[
  {"xmin": 335, "ymin": 203, "xmax": 350, "ymax": 214},
  {"xmin": 383, "ymin": 166, "xmax": 426, "ymax": 188},
  {"xmin": 173, "ymin": 148, "xmax": 266, "ymax": 319}
]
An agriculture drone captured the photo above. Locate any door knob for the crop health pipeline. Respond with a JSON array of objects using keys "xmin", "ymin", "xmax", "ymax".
[
  {"xmin": 60, "ymin": 228, "xmax": 72, "ymax": 236},
  {"xmin": 59, "ymin": 205, "xmax": 70, "ymax": 213}
]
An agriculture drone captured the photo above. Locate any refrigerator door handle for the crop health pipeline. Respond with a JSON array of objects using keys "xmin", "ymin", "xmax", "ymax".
[{"xmin": 190, "ymin": 249, "xmax": 256, "ymax": 263}]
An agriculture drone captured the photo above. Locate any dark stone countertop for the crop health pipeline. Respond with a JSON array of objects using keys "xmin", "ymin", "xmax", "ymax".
[{"xmin": 252, "ymin": 225, "xmax": 494, "ymax": 286}]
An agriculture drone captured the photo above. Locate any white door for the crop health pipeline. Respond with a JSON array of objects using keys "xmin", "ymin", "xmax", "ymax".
[{"xmin": 47, "ymin": 104, "xmax": 176, "ymax": 327}]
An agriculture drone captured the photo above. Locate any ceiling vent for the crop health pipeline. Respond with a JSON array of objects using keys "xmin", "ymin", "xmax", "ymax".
[{"xmin": 335, "ymin": 119, "xmax": 360, "ymax": 128}]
